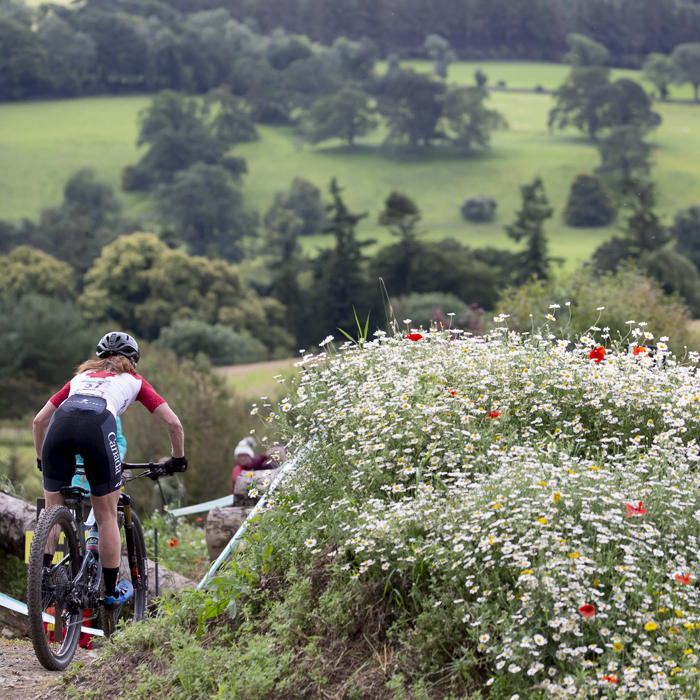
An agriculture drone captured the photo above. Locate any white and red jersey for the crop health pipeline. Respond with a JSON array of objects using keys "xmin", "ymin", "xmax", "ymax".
[{"xmin": 50, "ymin": 371, "xmax": 166, "ymax": 417}]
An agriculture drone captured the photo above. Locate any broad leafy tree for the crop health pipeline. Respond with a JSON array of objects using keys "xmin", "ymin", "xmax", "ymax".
[
  {"xmin": 424, "ymin": 33, "xmax": 456, "ymax": 79},
  {"xmin": 595, "ymin": 126, "xmax": 653, "ymax": 184},
  {"xmin": 642, "ymin": 53, "xmax": 675, "ymax": 101},
  {"xmin": 303, "ymin": 86, "xmax": 377, "ymax": 147},
  {"xmin": 79, "ymin": 232, "xmax": 288, "ymax": 347},
  {"xmin": 672, "ymin": 205, "xmax": 700, "ymax": 271},
  {"xmin": 156, "ymin": 163, "xmax": 257, "ymax": 261},
  {"xmin": 283, "ymin": 52, "xmax": 343, "ymax": 110},
  {"xmin": 31, "ymin": 168, "xmax": 123, "ymax": 278},
  {"xmin": 439, "ymin": 86, "xmax": 507, "ymax": 153},
  {"xmin": 549, "ymin": 69, "xmax": 660, "ymax": 141},
  {"xmin": 264, "ymin": 177, "xmax": 325, "ymax": 237},
  {"xmin": 123, "ymin": 90, "xmax": 253, "ymax": 191},
  {"xmin": 229, "ymin": 56, "xmax": 289, "ymax": 124},
  {"xmin": 37, "ymin": 15, "xmax": 97, "ymax": 97},
  {"xmin": 506, "ymin": 176, "xmax": 555, "ymax": 284},
  {"xmin": 370, "ymin": 237, "xmax": 501, "ymax": 311},
  {"xmin": 331, "ymin": 37, "xmax": 378, "ymax": 81},
  {"xmin": 672, "ymin": 43, "xmax": 700, "ymax": 102},
  {"xmin": 0, "ymin": 295, "xmax": 94, "ymax": 417},
  {"xmin": 562, "ymin": 33, "xmax": 609, "ymax": 67},
  {"xmin": 376, "ymin": 69, "xmax": 446, "ymax": 149},
  {"xmin": 0, "ymin": 17, "xmax": 48, "ymax": 100},
  {"xmin": 0, "ymin": 246, "xmax": 75, "ymax": 301}
]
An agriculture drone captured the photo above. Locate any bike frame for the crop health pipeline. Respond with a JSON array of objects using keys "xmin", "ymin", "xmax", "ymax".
[{"xmin": 60, "ymin": 488, "xmax": 102, "ymax": 624}]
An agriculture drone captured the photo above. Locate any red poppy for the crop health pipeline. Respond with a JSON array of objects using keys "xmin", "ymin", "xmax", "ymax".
[
  {"xmin": 407, "ymin": 333, "xmax": 423, "ymax": 341},
  {"xmin": 624, "ymin": 501, "xmax": 647, "ymax": 518},
  {"xmin": 449, "ymin": 389, "xmax": 457, "ymax": 396},
  {"xmin": 579, "ymin": 604, "xmax": 596, "ymax": 618},
  {"xmin": 169, "ymin": 538, "xmax": 179, "ymax": 547},
  {"xmin": 487, "ymin": 410, "xmax": 501, "ymax": 419},
  {"xmin": 196, "ymin": 517, "xmax": 203, "ymax": 522},
  {"xmin": 676, "ymin": 573, "xmax": 692, "ymax": 585},
  {"xmin": 589, "ymin": 347, "xmax": 606, "ymax": 363},
  {"xmin": 633, "ymin": 346, "xmax": 647, "ymax": 356},
  {"xmin": 601, "ymin": 674, "xmax": 618, "ymax": 683}
]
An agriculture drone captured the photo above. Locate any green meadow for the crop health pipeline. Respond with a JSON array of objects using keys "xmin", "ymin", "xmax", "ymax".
[{"xmin": 1, "ymin": 61, "xmax": 699, "ymax": 267}]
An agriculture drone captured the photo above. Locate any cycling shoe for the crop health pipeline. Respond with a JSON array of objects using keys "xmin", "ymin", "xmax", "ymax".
[{"xmin": 104, "ymin": 581, "xmax": 134, "ymax": 612}]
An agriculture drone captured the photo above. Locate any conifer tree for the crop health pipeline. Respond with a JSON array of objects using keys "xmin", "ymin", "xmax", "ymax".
[
  {"xmin": 310, "ymin": 179, "xmax": 372, "ymax": 343},
  {"xmin": 506, "ymin": 177, "xmax": 555, "ymax": 285}
]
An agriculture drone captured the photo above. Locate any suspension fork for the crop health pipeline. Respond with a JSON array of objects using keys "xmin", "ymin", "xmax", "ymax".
[{"xmin": 120, "ymin": 494, "xmax": 140, "ymax": 589}]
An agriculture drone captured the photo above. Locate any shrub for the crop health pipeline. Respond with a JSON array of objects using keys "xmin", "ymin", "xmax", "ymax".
[
  {"xmin": 564, "ymin": 173, "xmax": 616, "ymax": 227},
  {"xmin": 460, "ymin": 195, "xmax": 497, "ymax": 222},
  {"xmin": 496, "ymin": 264, "xmax": 690, "ymax": 353},
  {"xmin": 121, "ymin": 164, "xmax": 152, "ymax": 192},
  {"xmin": 390, "ymin": 292, "xmax": 483, "ymax": 332},
  {"xmin": 155, "ymin": 319, "xmax": 268, "ymax": 365},
  {"xmin": 474, "ymin": 68, "xmax": 487, "ymax": 87},
  {"xmin": 0, "ymin": 295, "xmax": 94, "ymax": 418}
]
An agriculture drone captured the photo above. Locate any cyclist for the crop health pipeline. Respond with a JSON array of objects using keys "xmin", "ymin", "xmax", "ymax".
[{"xmin": 32, "ymin": 332, "xmax": 187, "ymax": 610}]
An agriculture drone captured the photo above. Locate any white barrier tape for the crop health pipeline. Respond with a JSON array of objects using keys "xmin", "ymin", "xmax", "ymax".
[
  {"xmin": 0, "ymin": 592, "xmax": 104, "ymax": 637},
  {"xmin": 169, "ymin": 494, "xmax": 234, "ymax": 517},
  {"xmin": 197, "ymin": 450, "xmax": 304, "ymax": 589}
]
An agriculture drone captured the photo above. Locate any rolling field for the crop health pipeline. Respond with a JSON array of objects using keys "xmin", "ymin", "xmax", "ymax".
[
  {"xmin": 379, "ymin": 59, "xmax": 700, "ymax": 100},
  {"xmin": 0, "ymin": 61, "xmax": 699, "ymax": 267}
]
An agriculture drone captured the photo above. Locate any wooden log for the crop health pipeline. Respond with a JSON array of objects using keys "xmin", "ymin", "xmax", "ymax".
[
  {"xmin": 0, "ymin": 490, "xmax": 195, "ymax": 597},
  {"xmin": 205, "ymin": 506, "xmax": 254, "ymax": 561},
  {"xmin": 0, "ymin": 490, "xmax": 36, "ymax": 560}
]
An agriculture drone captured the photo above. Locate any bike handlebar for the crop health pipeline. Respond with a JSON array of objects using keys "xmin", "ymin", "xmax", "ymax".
[{"xmin": 121, "ymin": 462, "xmax": 169, "ymax": 482}]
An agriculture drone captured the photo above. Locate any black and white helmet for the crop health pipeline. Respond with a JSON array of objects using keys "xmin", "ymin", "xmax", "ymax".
[{"xmin": 96, "ymin": 332, "xmax": 140, "ymax": 363}]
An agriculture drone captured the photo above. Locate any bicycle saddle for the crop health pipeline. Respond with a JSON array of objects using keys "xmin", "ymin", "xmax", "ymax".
[{"xmin": 59, "ymin": 486, "xmax": 90, "ymax": 497}]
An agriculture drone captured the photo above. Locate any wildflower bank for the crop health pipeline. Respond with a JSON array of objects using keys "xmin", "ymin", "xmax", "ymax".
[{"xmin": 267, "ymin": 324, "xmax": 700, "ymax": 699}]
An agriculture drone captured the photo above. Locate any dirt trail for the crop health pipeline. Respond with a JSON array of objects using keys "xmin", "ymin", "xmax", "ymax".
[{"xmin": 0, "ymin": 638, "xmax": 98, "ymax": 699}]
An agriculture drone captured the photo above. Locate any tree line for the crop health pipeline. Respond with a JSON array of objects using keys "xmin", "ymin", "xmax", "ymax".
[
  {"xmin": 166, "ymin": 0, "xmax": 700, "ymax": 66},
  {"xmin": 6, "ymin": 0, "xmax": 700, "ymax": 104}
]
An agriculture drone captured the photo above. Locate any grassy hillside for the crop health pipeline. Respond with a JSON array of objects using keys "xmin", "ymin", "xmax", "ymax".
[{"xmin": 0, "ymin": 62, "xmax": 699, "ymax": 268}]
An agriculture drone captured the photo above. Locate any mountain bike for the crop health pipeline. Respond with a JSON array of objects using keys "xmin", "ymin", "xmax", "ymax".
[{"xmin": 27, "ymin": 462, "xmax": 168, "ymax": 670}]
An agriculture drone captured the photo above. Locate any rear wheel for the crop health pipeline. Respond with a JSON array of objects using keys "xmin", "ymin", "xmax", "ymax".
[
  {"xmin": 27, "ymin": 505, "xmax": 82, "ymax": 670},
  {"xmin": 103, "ymin": 509, "xmax": 148, "ymax": 636}
]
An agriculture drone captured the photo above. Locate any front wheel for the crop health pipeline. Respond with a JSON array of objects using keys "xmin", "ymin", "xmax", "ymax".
[
  {"xmin": 103, "ymin": 509, "xmax": 148, "ymax": 636},
  {"xmin": 27, "ymin": 505, "xmax": 82, "ymax": 671}
]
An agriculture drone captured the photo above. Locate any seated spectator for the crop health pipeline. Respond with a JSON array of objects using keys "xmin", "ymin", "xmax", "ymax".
[
  {"xmin": 231, "ymin": 441, "xmax": 287, "ymax": 501},
  {"xmin": 231, "ymin": 442, "xmax": 255, "ymax": 496}
]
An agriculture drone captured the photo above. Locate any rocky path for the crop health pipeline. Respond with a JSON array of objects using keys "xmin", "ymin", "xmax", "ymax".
[{"xmin": 0, "ymin": 638, "xmax": 98, "ymax": 700}]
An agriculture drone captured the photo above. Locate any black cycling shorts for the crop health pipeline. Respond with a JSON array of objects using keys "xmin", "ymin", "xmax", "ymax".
[{"xmin": 42, "ymin": 395, "xmax": 123, "ymax": 497}]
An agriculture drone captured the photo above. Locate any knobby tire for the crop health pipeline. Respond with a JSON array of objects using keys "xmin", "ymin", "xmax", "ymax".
[{"xmin": 27, "ymin": 505, "xmax": 82, "ymax": 671}]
